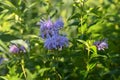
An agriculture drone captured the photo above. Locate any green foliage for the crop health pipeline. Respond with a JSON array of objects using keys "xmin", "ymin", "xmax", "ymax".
[{"xmin": 0, "ymin": 0, "xmax": 120, "ymax": 80}]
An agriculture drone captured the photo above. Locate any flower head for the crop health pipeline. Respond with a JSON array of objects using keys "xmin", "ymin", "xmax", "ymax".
[
  {"xmin": 9, "ymin": 44, "xmax": 27, "ymax": 54},
  {"xmin": 94, "ymin": 40, "xmax": 108, "ymax": 51},
  {"xmin": 9, "ymin": 45, "xmax": 19, "ymax": 53},
  {"xmin": 40, "ymin": 18, "xmax": 58, "ymax": 39},
  {"xmin": 54, "ymin": 18, "xmax": 64, "ymax": 29},
  {"xmin": 40, "ymin": 19, "xmax": 53, "ymax": 29},
  {"xmin": 39, "ymin": 17, "xmax": 69, "ymax": 50},
  {"xmin": 44, "ymin": 35, "xmax": 69, "ymax": 50},
  {"xmin": 39, "ymin": 18, "xmax": 64, "ymax": 39}
]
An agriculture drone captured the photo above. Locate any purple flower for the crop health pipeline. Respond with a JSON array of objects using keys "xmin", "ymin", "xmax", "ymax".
[
  {"xmin": 40, "ymin": 29, "xmax": 59, "ymax": 39},
  {"xmin": 9, "ymin": 44, "xmax": 27, "ymax": 54},
  {"xmin": 40, "ymin": 19, "xmax": 53, "ymax": 29},
  {"xmin": 54, "ymin": 18, "xmax": 64, "ymax": 29},
  {"xmin": 94, "ymin": 40, "xmax": 108, "ymax": 51},
  {"xmin": 39, "ymin": 18, "xmax": 64, "ymax": 39},
  {"xmin": 40, "ymin": 18, "xmax": 56, "ymax": 38},
  {"xmin": 39, "ymin": 17, "xmax": 69, "ymax": 50},
  {"xmin": 19, "ymin": 46, "xmax": 26, "ymax": 53},
  {"xmin": 9, "ymin": 45, "xmax": 19, "ymax": 53},
  {"xmin": 44, "ymin": 35, "xmax": 69, "ymax": 50}
]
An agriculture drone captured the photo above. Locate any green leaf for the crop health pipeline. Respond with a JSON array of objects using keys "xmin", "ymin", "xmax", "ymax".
[
  {"xmin": 90, "ymin": 45, "xmax": 97, "ymax": 54},
  {"xmin": 77, "ymin": 39, "xmax": 89, "ymax": 48},
  {"xmin": 0, "ymin": 34, "xmax": 18, "ymax": 42},
  {"xmin": 38, "ymin": 68, "xmax": 50, "ymax": 76},
  {"xmin": 25, "ymin": 69, "xmax": 36, "ymax": 80},
  {"xmin": 18, "ymin": 0, "xmax": 22, "ymax": 5},
  {"xmin": 0, "ymin": 76, "xmax": 8, "ymax": 80},
  {"xmin": 0, "ymin": 0, "xmax": 16, "ymax": 9},
  {"xmin": 68, "ymin": 13, "xmax": 81, "ymax": 20},
  {"xmin": 0, "ymin": 40, "xmax": 9, "ymax": 53},
  {"xmin": 87, "ymin": 63, "xmax": 96, "ymax": 70},
  {"xmin": 28, "ymin": 2, "xmax": 37, "ymax": 8},
  {"xmin": 68, "ymin": 21, "xmax": 79, "ymax": 26}
]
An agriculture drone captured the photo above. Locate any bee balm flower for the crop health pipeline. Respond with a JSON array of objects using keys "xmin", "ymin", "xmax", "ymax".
[
  {"xmin": 94, "ymin": 40, "xmax": 108, "ymax": 51},
  {"xmin": 39, "ymin": 18, "xmax": 55, "ymax": 39},
  {"xmin": 44, "ymin": 35, "xmax": 69, "ymax": 50},
  {"xmin": 39, "ymin": 18, "xmax": 64, "ymax": 39}
]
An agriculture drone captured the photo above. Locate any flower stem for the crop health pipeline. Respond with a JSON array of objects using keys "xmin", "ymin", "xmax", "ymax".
[{"xmin": 21, "ymin": 59, "xmax": 27, "ymax": 79}]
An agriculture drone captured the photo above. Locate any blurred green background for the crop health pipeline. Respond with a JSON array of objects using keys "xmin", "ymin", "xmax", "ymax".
[{"xmin": 0, "ymin": 0, "xmax": 120, "ymax": 80}]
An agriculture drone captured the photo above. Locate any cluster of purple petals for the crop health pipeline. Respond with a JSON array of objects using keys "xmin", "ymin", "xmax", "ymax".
[
  {"xmin": 9, "ymin": 44, "xmax": 26, "ymax": 53},
  {"xmin": 9, "ymin": 45, "xmax": 19, "ymax": 53},
  {"xmin": 54, "ymin": 18, "xmax": 64, "ymax": 29},
  {"xmin": 40, "ymin": 18, "xmax": 64, "ymax": 39},
  {"xmin": 94, "ymin": 40, "xmax": 108, "ymax": 51},
  {"xmin": 39, "ymin": 18, "xmax": 68, "ymax": 50},
  {"xmin": 44, "ymin": 35, "xmax": 69, "ymax": 50}
]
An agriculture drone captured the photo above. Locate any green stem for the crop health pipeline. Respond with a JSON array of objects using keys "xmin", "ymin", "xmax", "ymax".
[
  {"xmin": 21, "ymin": 59, "xmax": 27, "ymax": 79},
  {"xmin": 80, "ymin": 16, "xmax": 83, "ymax": 34},
  {"xmin": 84, "ymin": 47, "xmax": 90, "ymax": 80},
  {"xmin": 55, "ymin": 51, "xmax": 62, "ymax": 80}
]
